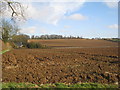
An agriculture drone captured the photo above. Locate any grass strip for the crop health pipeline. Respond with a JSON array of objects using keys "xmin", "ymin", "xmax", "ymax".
[
  {"xmin": 2, "ymin": 82, "xmax": 118, "ymax": 89},
  {"xmin": 0, "ymin": 49, "xmax": 10, "ymax": 54}
]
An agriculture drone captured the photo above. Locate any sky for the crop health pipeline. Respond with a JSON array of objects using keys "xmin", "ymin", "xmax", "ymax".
[{"xmin": 19, "ymin": 0, "xmax": 118, "ymax": 38}]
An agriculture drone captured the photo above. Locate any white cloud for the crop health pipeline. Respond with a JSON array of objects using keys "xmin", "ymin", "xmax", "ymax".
[
  {"xmin": 104, "ymin": 0, "xmax": 118, "ymax": 8},
  {"xmin": 24, "ymin": 0, "xmax": 85, "ymax": 25},
  {"xmin": 64, "ymin": 25, "xmax": 71, "ymax": 29},
  {"xmin": 66, "ymin": 14, "xmax": 87, "ymax": 20},
  {"xmin": 21, "ymin": 26, "xmax": 48, "ymax": 34},
  {"xmin": 108, "ymin": 24, "xmax": 118, "ymax": 29},
  {"xmin": 59, "ymin": 30, "xmax": 68, "ymax": 33},
  {"xmin": 40, "ymin": 28, "xmax": 47, "ymax": 34},
  {"xmin": 21, "ymin": 26, "xmax": 36, "ymax": 34}
]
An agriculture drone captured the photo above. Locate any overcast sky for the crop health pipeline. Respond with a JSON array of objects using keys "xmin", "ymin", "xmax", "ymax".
[{"xmin": 20, "ymin": 0, "xmax": 118, "ymax": 38}]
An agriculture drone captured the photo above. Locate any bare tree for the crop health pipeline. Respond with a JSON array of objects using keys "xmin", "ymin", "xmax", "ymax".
[
  {"xmin": 0, "ymin": 0, "xmax": 28, "ymax": 42},
  {"xmin": 0, "ymin": 19, "xmax": 19, "ymax": 42},
  {"xmin": 0, "ymin": 0, "xmax": 27, "ymax": 21}
]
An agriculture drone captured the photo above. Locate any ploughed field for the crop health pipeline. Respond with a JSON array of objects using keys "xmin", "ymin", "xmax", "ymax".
[
  {"xmin": 28, "ymin": 39, "xmax": 118, "ymax": 48},
  {"xmin": 2, "ymin": 39, "xmax": 119, "ymax": 85}
]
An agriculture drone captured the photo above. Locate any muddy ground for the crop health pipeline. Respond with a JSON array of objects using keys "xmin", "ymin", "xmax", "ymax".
[{"xmin": 2, "ymin": 47, "xmax": 119, "ymax": 84}]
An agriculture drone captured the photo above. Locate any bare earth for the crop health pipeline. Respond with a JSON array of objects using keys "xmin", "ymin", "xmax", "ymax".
[
  {"xmin": 2, "ymin": 39, "xmax": 119, "ymax": 84},
  {"xmin": 28, "ymin": 39, "xmax": 118, "ymax": 47}
]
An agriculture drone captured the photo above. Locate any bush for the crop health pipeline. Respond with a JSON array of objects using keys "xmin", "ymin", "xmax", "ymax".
[
  {"xmin": 11, "ymin": 34, "xmax": 30, "ymax": 47},
  {"xmin": 26, "ymin": 42, "xmax": 44, "ymax": 49}
]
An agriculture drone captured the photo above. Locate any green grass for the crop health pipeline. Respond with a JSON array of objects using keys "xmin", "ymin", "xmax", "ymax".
[
  {"xmin": 2, "ymin": 82, "xmax": 39, "ymax": 88},
  {"xmin": 0, "ymin": 49, "xmax": 10, "ymax": 54},
  {"xmin": 105, "ymin": 39, "xmax": 120, "ymax": 42},
  {"xmin": 2, "ymin": 82, "xmax": 118, "ymax": 89},
  {"xmin": 111, "ymin": 39, "xmax": 120, "ymax": 42}
]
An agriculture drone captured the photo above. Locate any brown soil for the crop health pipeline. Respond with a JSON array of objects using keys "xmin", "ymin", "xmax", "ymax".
[
  {"xmin": 2, "ymin": 47, "xmax": 119, "ymax": 84},
  {"xmin": 28, "ymin": 39, "xmax": 118, "ymax": 47}
]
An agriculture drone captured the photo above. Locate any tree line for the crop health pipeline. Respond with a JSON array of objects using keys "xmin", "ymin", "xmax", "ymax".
[{"xmin": 31, "ymin": 35, "xmax": 83, "ymax": 39}]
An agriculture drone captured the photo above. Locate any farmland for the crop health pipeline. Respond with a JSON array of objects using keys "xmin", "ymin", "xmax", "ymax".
[
  {"xmin": 2, "ymin": 39, "xmax": 119, "ymax": 87},
  {"xmin": 28, "ymin": 39, "xmax": 118, "ymax": 48}
]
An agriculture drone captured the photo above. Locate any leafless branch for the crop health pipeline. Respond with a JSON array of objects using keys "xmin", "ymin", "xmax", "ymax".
[
  {"xmin": 1, "ymin": 0, "xmax": 27, "ymax": 21},
  {"xmin": 7, "ymin": 2, "xmax": 18, "ymax": 17}
]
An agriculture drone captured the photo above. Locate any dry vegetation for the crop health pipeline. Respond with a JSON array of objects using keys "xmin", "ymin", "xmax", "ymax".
[{"xmin": 0, "ymin": 40, "xmax": 12, "ymax": 51}]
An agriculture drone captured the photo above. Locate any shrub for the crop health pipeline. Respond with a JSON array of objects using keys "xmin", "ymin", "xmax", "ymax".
[
  {"xmin": 11, "ymin": 34, "xmax": 30, "ymax": 47},
  {"xmin": 26, "ymin": 42, "xmax": 44, "ymax": 49}
]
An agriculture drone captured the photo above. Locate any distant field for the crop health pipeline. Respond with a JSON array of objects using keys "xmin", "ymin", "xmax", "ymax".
[{"xmin": 28, "ymin": 39, "xmax": 118, "ymax": 48}]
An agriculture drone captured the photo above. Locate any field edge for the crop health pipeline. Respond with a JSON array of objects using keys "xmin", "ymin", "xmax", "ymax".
[{"xmin": 1, "ymin": 82, "xmax": 118, "ymax": 88}]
